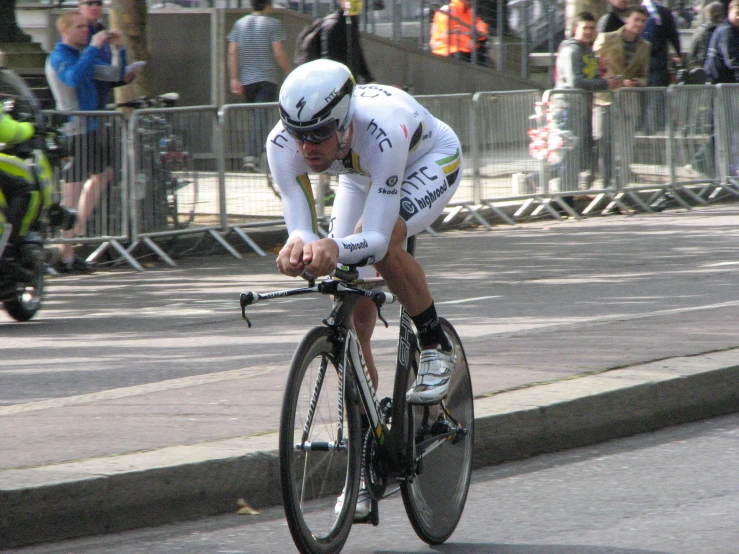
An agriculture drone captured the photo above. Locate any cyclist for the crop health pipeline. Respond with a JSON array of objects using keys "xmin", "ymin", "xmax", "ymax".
[
  {"xmin": 267, "ymin": 58, "xmax": 462, "ymax": 402},
  {"xmin": 267, "ymin": 60, "xmax": 462, "ymax": 517}
]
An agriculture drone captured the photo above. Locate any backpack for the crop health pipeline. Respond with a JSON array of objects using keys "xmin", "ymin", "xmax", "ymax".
[{"xmin": 294, "ymin": 16, "xmax": 325, "ymax": 66}]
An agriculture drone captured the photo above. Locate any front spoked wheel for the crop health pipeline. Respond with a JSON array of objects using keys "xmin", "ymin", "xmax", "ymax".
[
  {"xmin": 400, "ymin": 318, "xmax": 474, "ymax": 545},
  {"xmin": 279, "ymin": 327, "xmax": 362, "ymax": 554}
]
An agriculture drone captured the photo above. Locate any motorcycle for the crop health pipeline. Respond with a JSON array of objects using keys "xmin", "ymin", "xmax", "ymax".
[{"xmin": 0, "ymin": 68, "xmax": 74, "ymax": 322}]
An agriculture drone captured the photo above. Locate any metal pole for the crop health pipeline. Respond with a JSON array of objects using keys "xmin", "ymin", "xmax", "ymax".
[
  {"xmin": 521, "ymin": 0, "xmax": 529, "ymax": 79},
  {"xmin": 471, "ymin": 0, "xmax": 478, "ymax": 65},
  {"xmin": 547, "ymin": 2, "xmax": 554, "ymax": 88},
  {"xmin": 497, "ymin": 0, "xmax": 504, "ymax": 70},
  {"xmin": 393, "ymin": 0, "xmax": 401, "ymax": 42}
]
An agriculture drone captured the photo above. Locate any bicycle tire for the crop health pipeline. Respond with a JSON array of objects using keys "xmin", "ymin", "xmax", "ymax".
[
  {"xmin": 280, "ymin": 326, "xmax": 363, "ymax": 554},
  {"xmin": 400, "ymin": 317, "xmax": 474, "ymax": 545}
]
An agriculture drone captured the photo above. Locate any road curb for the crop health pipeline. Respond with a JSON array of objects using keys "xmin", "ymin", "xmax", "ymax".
[{"xmin": 2, "ymin": 352, "xmax": 739, "ymax": 549}]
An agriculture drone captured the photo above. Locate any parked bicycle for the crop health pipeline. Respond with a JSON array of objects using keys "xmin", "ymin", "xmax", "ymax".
[
  {"xmin": 116, "ymin": 93, "xmax": 198, "ymax": 231},
  {"xmin": 240, "ymin": 237, "xmax": 473, "ymax": 554}
]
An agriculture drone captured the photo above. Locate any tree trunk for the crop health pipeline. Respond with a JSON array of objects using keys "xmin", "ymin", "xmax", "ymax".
[
  {"xmin": 109, "ymin": 0, "xmax": 152, "ymax": 103},
  {"xmin": 0, "ymin": 0, "xmax": 32, "ymax": 43}
]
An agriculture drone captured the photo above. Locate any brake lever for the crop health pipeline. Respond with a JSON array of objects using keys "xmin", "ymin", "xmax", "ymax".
[
  {"xmin": 240, "ymin": 292, "xmax": 253, "ymax": 328},
  {"xmin": 374, "ymin": 298, "xmax": 389, "ymax": 328}
]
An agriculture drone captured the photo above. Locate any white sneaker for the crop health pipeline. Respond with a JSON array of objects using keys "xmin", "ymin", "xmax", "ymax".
[
  {"xmin": 334, "ymin": 478, "xmax": 370, "ymax": 521},
  {"xmin": 406, "ymin": 339, "xmax": 456, "ymax": 405}
]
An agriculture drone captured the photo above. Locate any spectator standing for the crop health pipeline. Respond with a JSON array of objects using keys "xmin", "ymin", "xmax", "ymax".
[
  {"xmin": 46, "ymin": 10, "xmax": 125, "ymax": 272},
  {"xmin": 704, "ymin": 0, "xmax": 739, "ymax": 83},
  {"xmin": 430, "ymin": 0, "xmax": 489, "ymax": 65},
  {"xmin": 593, "ymin": 6, "xmax": 650, "ymax": 187},
  {"xmin": 597, "ymin": 0, "xmax": 630, "ymax": 33},
  {"xmin": 639, "ymin": 0, "xmax": 682, "ymax": 135},
  {"xmin": 555, "ymin": 11, "xmax": 617, "ymax": 190},
  {"xmin": 641, "ymin": 0, "xmax": 682, "ymax": 86},
  {"xmin": 689, "ymin": 1, "xmax": 725, "ymax": 68},
  {"xmin": 704, "ymin": 0, "xmax": 739, "ymax": 175},
  {"xmin": 319, "ymin": 0, "xmax": 375, "ymax": 84},
  {"xmin": 77, "ymin": 0, "xmax": 129, "ymax": 108},
  {"xmin": 228, "ymin": 0, "xmax": 291, "ymax": 172},
  {"xmin": 312, "ymin": 0, "xmax": 376, "ymax": 205}
]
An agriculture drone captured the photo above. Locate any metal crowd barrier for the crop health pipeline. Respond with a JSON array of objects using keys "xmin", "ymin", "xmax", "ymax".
[
  {"xmin": 44, "ymin": 110, "xmax": 138, "ymax": 268},
  {"xmin": 45, "ymin": 85, "xmax": 739, "ymax": 270},
  {"xmin": 715, "ymin": 84, "xmax": 739, "ymax": 191},
  {"xmin": 217, "ymin": 102, "xmax": 285, "ymax": 253},
  {"xmin": 125, "ymin": 105, "xmax": 245, "ymax": 266}
]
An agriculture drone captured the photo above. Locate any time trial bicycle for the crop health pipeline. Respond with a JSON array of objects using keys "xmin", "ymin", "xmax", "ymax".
[{"xmin": 240, "ymin": 236, "xmax": 473, "ymax": 554}]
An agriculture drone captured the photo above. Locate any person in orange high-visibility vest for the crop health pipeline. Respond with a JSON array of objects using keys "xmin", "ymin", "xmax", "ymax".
[{"xmin": 430, "ymin": 0, "xmax": 489, "ymax": 64}]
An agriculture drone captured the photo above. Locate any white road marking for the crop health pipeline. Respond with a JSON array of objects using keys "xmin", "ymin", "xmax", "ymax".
[{"xmin": 438, "ymin": 295, "xmax": 501, "ymax": 305}]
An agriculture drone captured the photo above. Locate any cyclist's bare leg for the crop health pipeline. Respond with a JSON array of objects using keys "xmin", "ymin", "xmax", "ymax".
[
  {"xmin": 373, "ymin": 218, "xmax": 433, "ymax": 317},
  {"xmin": 353, "ymin": 217, "xmax": 435, "ymax": 389},
  {"xmin": 353, "ymin": 303, "xmax": 378, "ymax": 389}
]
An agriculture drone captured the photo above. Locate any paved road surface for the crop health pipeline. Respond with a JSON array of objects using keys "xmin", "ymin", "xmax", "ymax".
[{"xmin": 8, "ymin": 412, "xmax": 737, "ymax": 554}]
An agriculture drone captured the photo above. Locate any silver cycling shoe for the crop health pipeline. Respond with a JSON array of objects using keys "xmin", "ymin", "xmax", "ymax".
[{"xmin": 406, "ymin": 338, "xmax": 456, "ymax": 405}]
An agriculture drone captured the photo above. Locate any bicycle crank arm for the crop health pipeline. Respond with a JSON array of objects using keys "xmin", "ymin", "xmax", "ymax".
[
  {"xmin": 414, "ymin": 426, "xmax": 468, "ymax": 460},
  {"xmin": 294, "ymin": 441, "xmax": 347, "ymax": 452}
]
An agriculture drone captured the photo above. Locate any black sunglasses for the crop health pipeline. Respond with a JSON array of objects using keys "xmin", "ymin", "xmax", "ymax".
[{"xmin": 286, "ymin": 120, "xmax": 338, "ymax": 144}]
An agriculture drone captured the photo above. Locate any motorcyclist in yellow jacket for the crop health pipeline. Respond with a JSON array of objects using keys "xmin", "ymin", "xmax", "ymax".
[{"xmin": 0, "ymin": 110, "xmax": 37, "ymax": 258}]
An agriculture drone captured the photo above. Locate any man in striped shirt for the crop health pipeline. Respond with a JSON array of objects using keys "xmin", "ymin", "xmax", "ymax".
[{"xmin": 228, "ymin": 0, "xmax": 291, "ymax": 171}]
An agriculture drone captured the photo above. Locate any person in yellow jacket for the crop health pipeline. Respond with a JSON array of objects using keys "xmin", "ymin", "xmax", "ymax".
[
  {"xmin": 430, "ymin": 0, "xmax": 489, "ymax": 64},
  {"xmin": 0, "ymin": 108, "xmax": 36, "ymax": 259}
]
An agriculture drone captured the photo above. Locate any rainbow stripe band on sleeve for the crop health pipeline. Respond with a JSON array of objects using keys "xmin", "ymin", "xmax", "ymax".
[
  {"xmin": 436, "ymin": 148, "xmax": 461, "ymax": 185},
  {"xmin": 296, "ymin": 173, "xmax": 319, "ymax": 235}
]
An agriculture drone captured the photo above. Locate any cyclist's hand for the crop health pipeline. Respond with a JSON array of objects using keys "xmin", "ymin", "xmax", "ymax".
[
  {"xmin": 303, "ymin": 238, "xmax": 339, "ymax": 278},
  {"xmin": 277, "ymin": 238, "xmax": 306, "ymax": 277}
]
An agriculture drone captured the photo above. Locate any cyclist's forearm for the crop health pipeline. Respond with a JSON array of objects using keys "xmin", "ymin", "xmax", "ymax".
[{"xmin": 334, "ymin": 229, "xmax": 389, "ymax": 265}]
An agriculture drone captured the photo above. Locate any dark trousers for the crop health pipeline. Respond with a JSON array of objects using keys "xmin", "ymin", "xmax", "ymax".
[
  {"xmin": 242, "ymin": 81, "xmax": 278, "ymax": 159},
  {"xmin": 593, "ymin": 105, "xmax": 613, "ymax": 187}
]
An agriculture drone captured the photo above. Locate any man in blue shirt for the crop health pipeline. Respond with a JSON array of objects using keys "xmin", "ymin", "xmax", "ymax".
[{"xmin": 46, "ymin": 10, "xmax": 126, "ymax": 272}]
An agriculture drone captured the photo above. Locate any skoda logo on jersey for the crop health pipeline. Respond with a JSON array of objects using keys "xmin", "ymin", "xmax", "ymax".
[
  {"xmin": 399, "ymin": 197, "xmax": 419, "ymax": 221},
  {"xmin": 386, "ymin": 175, "xmax": 398, "ymax": 187}
]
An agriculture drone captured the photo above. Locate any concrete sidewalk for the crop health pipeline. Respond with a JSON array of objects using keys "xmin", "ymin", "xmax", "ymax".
[{"xmin": 1, "ymin": 348, "xmax": 738, "ymax": 549}]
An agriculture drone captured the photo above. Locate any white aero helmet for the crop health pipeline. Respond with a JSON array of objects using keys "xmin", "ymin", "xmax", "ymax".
[{"xmin": 278, "ymin": 59, "xmax": 356, "ymax": 143}]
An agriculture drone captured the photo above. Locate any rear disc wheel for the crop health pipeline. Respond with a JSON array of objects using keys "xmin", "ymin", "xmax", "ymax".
[{"xmin": 400, "ymin": 318, "xmax": 474, "ymax": 545}]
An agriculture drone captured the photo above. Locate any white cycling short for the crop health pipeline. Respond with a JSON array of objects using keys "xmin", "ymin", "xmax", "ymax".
[{"xmin": 329, "ymin": 120, "xmax": 463, "ymax": 242}]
